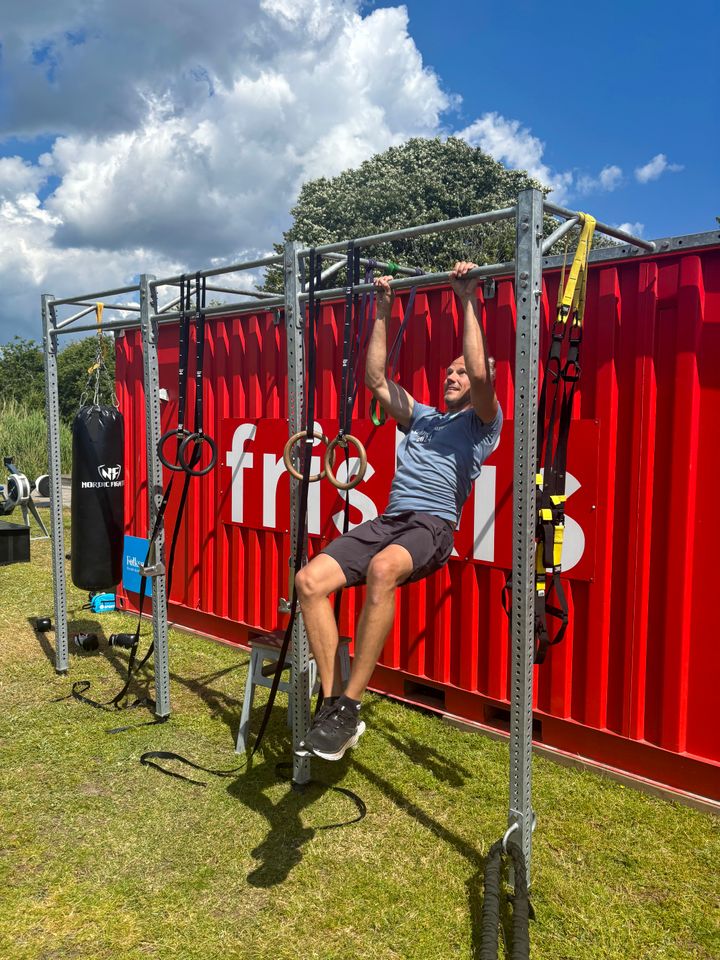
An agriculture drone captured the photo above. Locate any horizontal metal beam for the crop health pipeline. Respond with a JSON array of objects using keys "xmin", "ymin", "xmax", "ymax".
[
  {"xmin": 54, "ymin": 294, "xmax": 286, "ymax": 336},
  {"xmin": 55, "ymin": 304, "xmax": 96, "ymax": 329},
  {"xmin": 153, "ymin": 253, "xmax": 283, "ymax": 289},
  {"xmin": 298, "ymin": 206, "xmax": 517, "ymax": 258},
  {"xmin": 151, "ymin": 296, "xmax": 284, "ymax": 324},
  {"xmin": 205, "ymin": 283, "xmax": 276, "ymax": 299},
  {"xmin": 542, "ymin": 216, "xmax": 579, "ymax": 255},
  {"xmin": 544, "ymin": 201, "xmax": 656, "ymax": 251},
  {"xmin": 69, "ymin": 300, "xmax": 141, "ymax": 312},
  {"xmin": 542, "ymin": 228, "xmax": 720, "ymax": 271},
  {"xmin": 52, "ymin": 283, "xmax": 141, "ymax": 306},
  {"xmin": 324, "ymin": 251, "xmax": 420, "ymax": 277},
  {"xmin": 319, "ymin": 259, "xmax": 346, "ymax": 284},
  {"xmin": 299, "ymin": 259, "xmax": 515, "ymax": 303}
]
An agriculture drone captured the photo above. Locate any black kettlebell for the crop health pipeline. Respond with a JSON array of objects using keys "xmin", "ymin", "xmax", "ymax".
[
  {"xmin": 108, "ymin": 633, "xmax": 136, "ymax": 650},
  {"xmin": 73, "ymin": 632, "xmax": 99, "ymax": 652}
]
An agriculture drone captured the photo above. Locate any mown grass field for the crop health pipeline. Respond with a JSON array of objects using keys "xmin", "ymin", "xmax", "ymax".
[{"xmin": 0, "ymin": 510, "xmax": 718, "ymax": 959}]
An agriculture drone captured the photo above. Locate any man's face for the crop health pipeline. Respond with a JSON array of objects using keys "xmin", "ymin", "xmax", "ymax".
[{"xmin": 443, "ymin": 357, "xmax": 472, "ymax": 412}]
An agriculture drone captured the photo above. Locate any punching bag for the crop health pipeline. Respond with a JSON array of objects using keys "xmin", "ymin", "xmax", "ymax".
[{"xmin": 71, "ymin": 405, "xmax": 125, "ymax": 591}]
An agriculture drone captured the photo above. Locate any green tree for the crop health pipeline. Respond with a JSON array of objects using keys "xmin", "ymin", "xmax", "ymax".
[
  {"xmin": 0, "ymin": 333, "xmax": 117, "ymax": 425},
  {"xmin": 0, "ymin": 337, "xmax": 45, "ymax": 412},
  {"xmin": 57, "ymin": 334, "xmax": 116, "ymax": 423},
  {"xmin": 265, "ymin": 136, "xmax": 612, "ymax": 290}
]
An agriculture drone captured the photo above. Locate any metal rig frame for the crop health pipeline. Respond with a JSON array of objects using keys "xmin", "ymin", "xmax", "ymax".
[{"xmin": 42, "ymin": 188, "xmax": 658, "ymax": 881}]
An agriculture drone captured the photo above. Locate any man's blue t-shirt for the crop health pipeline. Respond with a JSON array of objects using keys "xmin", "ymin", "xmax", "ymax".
[{"xmin": 385, "ymin": 401, "xmax": 503, "ymax": 527}]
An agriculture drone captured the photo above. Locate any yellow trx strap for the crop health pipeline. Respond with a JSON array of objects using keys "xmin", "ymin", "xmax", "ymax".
[
  {"xmin": 86, "ymin": 303, "xmax": 105, "ymax": 376},
  {"xmin": 556, "ymin": 214, "xmax": 596, "ymax": 326}
]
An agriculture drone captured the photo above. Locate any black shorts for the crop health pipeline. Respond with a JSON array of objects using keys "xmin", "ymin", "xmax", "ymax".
[{"xmin": 320, "ymin": 512, "xmax": 455, "ymax": 588}]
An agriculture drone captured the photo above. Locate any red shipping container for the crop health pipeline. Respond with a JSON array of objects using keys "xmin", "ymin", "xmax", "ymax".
[{"xmin": 116, "ymin": 236, "xmax": 720, "ymax": 803}]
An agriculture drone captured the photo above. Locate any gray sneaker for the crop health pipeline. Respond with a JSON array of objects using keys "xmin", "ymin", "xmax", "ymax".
[{"xmin": 296, "ymin": 701, "xmax": 366, "ymax": 761}]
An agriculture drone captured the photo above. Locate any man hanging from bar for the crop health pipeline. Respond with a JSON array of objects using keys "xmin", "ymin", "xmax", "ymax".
[{"xmin": 295, "ymin": 261, "xmax": 502, "ymax": 760}]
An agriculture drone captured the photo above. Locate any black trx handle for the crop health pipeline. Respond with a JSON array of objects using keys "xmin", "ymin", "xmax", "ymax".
[{"xmin": 68, "ymin": 274, "xmax": 218, "ymax": 718}]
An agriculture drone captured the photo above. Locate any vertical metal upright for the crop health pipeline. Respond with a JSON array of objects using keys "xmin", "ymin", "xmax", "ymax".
[
  {"xmin": 508, "ymin": 188, "xmax": 543, "ymax": 882},
  {"xmin": 41, "ymin": 294, "xmax": 69, "ymax": 673},
  {"xmin": 139, "ymin": 275, "xmax": 171, "ymax": 718},
  {"xmin": 284, "ymin": 241, "xmax": 312, "ymax": 786}
]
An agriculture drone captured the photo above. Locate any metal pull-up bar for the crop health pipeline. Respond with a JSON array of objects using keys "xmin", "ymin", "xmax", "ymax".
[{"xmin": 544, "ymin": 201, "xmax": 656, "ymax": 251}]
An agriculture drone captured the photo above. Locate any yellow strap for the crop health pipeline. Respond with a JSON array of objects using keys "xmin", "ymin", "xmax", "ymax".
[
  {"xmin": 556, "ymin": 237, "xmax": 570, "ymax": 313},
  {"xmin": 87, "ymin": 303, "xmax": 105, "ymax": 376},
  {"xmin": 557, "ymin": 214, "xmax": 596, "ymax": 326},
  {"xmin": 553, "ymin": 523, "xmax": 565, "ymax": 566}
]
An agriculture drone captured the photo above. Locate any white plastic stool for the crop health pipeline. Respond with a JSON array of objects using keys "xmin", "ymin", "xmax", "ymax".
[{"xmin": 235, "ymin": 631, "xmax": 351, "ymax": 753}]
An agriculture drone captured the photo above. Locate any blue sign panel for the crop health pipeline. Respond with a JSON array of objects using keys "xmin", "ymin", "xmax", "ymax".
[{"xmin": 123, "ymin": 535, "xmax": 152, "ymax": 596}]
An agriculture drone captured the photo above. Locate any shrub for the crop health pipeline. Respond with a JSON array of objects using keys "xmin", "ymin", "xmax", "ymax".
[{"xmin": 0, "ymin": 399, "xmax": 72, "ymax": 481}]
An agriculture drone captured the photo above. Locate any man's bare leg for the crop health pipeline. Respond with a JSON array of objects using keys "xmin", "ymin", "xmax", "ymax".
[
  {"xmin": 294, "ymin": 554, "xmax": 348, "ymax": 697},
  {"xmin": 343, "ymin": 544, "xmax": 414, "ymax": 701}
]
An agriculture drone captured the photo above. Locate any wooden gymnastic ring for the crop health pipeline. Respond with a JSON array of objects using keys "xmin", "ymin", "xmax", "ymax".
[
  {"xmin": 323, "ymin": 434, "xmax": 367, "ymax": 491},
  {"xmin": 283, "ymin": 429, "xmax": 333, "ymax": 482}
]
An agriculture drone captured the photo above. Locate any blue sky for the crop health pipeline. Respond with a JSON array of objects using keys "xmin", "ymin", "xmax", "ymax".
[
  {"xmin": 402, "ymin": 0, "xmax": 718, "ymax": 239},
  {"xmin": 0, "ymin": 0, "xmax": 717, "ymax": 345}
]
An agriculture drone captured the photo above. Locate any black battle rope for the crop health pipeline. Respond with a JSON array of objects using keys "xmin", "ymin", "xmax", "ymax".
[
  {"xmin": 137, "ymin": 755, "xmax": 365, "ymax": 830},
  {"xmin": 251, "ymin": 249, "xmax": 323, "ymax": 755},
  {"xmin": 479, "ymin": 840, "xmax": 531, "ymax": 960},
  {"xmin": 65, "ymin": 275, "xmax": 215, "ymax": 717}
]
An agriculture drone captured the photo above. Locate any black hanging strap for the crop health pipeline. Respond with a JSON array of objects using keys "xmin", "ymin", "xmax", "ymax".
[{"xmin": 66, "ymin": 275, "xmax": 217, "ymax": 716}]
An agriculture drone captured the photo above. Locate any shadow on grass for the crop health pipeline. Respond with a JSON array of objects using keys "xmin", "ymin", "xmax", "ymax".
[
  {"xmin": 347, "ymin": 701, "xmax": 513, "ymax": 957},
  {"xmin": 364, "ymin": 704, "xmax": 472, "ymax": 788},
  {"xmin": 353, "ymin": 756, "xmax": 514, "ymax": 960},
  {"xmin": 40, "ymin": 626, "xmax": 515, "ymax": 954},
  {"xmin": 226, "ymin": 739, "xmax": 361, "ymax": 889},
  {"xmin": 167, "ymin": 660, "xmax": 246, "ymax": 731}
]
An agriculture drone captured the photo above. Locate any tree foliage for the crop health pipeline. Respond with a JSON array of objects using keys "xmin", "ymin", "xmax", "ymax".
[
  {"xmin": 0, "ymin": 334, "xmax": 116, "ymax": 425},
  {"xmin": 265, "ymin": 136, "xmax": 613, "ymax": 290},
  {"xmin": 264, "ymin": 137, "xmax": 540, "ymax": 289},
  {"xmin": 0, "ymin": 338, "xmax": 45, "ymax": 412},
  {"xmin": 56, "ymin": 335, "xmax": 117, "ymax": 423}
]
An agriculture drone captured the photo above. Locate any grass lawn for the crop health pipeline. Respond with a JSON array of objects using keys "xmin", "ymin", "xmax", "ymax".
[{"xmin": 0, "ymin": 510, "xmax": 718, "ymax": 960}]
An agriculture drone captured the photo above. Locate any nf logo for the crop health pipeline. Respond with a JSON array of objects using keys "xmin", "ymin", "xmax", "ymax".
[{"xmin": 98, "ymin": 464, "xmax": 121, "ymax": 481}]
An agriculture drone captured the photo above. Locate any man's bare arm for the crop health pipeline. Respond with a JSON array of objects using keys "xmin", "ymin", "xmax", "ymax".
[
  {"xmin": 364, "ymin": 275, "xmax": 414, "ymax": 428},
  {"xmin": 450, "ymin": 261, "xmax": 499, "ymax": 424}
]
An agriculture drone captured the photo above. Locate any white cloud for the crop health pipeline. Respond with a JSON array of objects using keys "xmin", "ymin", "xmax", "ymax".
[
  {"xmin": 635, "ymin": 153, "xmax": 683, "ymax": 183},
  {"xmin": 577, "ymin": 164, "xmax": 623, "ymax": 194},
  {"xmin": 0, "ymin": 1, "xmax": 450, "ymax": 341},
  {"xmin": 599, "ymin": 165, "xmax": 623, "ymax": 191},
  {"xmin": 455, "ymin": 112, "xmax": 572, "ymax": 200},
  {"xmin": 615, "ymin": 221, "xmax": 645, "ymax": 237}
]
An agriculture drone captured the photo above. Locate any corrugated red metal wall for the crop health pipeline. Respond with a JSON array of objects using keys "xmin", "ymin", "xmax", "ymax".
[{"xmin": 116, "ymin": 242, "xmax": 720, "ymax": 801}]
